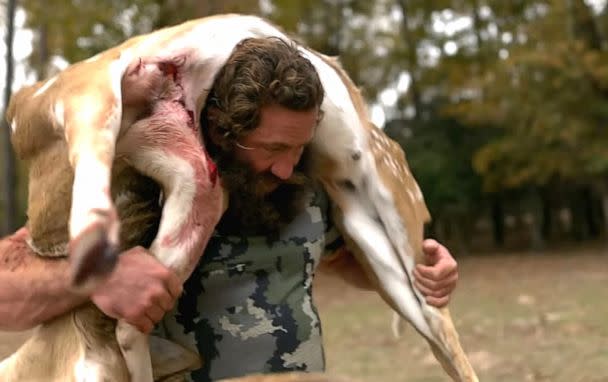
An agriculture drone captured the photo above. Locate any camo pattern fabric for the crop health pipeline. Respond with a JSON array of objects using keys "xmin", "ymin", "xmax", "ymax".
[{"xmin": 155, "ymin": 189, "xmax": 343, "ymax": 381}]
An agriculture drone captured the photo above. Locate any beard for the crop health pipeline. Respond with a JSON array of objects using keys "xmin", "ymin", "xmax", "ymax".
[{"xmin": 213, "ymin": 148, "xmax": 315, "ymax": 236}]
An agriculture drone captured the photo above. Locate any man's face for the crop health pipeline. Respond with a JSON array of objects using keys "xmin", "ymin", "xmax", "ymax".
[
  {"xmin": 212, "ymin": 103, "xmax": 319, "ymax": 234},
  {"xmin": 233, "ymin": 103, "xmax": 318, "ymax": 194}
]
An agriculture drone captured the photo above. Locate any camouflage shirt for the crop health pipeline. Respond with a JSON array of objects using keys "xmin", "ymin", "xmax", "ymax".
[{"xmin": 155, "ymin": 190, "xmax": 342, "ymax": 381}]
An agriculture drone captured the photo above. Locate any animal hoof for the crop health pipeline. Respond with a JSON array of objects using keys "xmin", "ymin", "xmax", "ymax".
[{"xmin": 69, "ymin": 222, "xmax": 119, "ymax": 292}]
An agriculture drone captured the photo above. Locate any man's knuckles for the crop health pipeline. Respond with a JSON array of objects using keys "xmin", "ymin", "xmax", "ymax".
[{"xmin": 426, "ymin": 295, "xmax": 450, "ymax": 308}]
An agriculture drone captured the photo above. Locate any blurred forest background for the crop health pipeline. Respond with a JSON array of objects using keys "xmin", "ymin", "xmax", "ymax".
[{"xmin": 2, "ymin": 0, "xmax": 608, "ymax": 253}]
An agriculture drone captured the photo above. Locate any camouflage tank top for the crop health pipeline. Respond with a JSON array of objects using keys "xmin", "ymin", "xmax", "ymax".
[{"xmin": 155, "ymin": 190, "xmax": 342, "ymax": 381}]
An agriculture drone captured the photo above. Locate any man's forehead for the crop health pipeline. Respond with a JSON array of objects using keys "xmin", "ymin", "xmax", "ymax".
[{"xmin": 247, "ymin": 107, "xmax": 318, "ymax": 144}]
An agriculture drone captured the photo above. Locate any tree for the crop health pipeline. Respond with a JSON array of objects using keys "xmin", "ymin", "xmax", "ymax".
[
  {"xmin": 20, "ymin": 0, "xmax": 261, "ymax": 69},
  {"xmin": 1, "ymin": 0, "xmax": 18, "ymax": 235},
  {"xmin": 447, "ymin": 0, "xmax": 608, "ymax": 242}
]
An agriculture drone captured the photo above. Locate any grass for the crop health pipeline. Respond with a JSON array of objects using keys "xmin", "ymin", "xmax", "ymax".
[{"xmin": 313, "ymin": 246, "xmax": 608, "ymax": 382}]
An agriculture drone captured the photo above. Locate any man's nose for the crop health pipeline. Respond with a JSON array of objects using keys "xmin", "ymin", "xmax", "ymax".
[
  {"xmin": 270, "ymin": 149, "xmax": 301, "ymax": 180},
  {"xmin": 270, "ymin": 159, "xmax": 294, "ymax": 180}
]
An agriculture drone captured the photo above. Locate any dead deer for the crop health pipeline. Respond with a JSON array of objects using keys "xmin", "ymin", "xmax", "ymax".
[{"xmin": 1, "ymin": 14, "xmax": 477, "ymax": 382}]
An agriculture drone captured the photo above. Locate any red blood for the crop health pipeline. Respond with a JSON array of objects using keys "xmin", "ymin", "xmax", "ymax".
[
  {"xmin": 187, "ymin": 110, "xmax": 195, "ymax": 127},
  {"xmin": 158, "ymin": 62, "xmax": 178, "ymax": 81},
  {"xmin": 207, "ymin": 158, "xmax": 218, "ymax": 186}
]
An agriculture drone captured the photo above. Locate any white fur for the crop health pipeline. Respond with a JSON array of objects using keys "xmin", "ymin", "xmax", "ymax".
[
  {"xmin": 113, "ymin": 149, "xmax": 196, "ymax": 382},
  {"xmin": 0, "ymin": 354, "xmax": 13, "ymax": 378},
  {"xmin": 84, "ymin": 54, "xmax": 102, "ymax": 63},
  {"xmin": 162, "ymin": 16, "xmax": 291, "ymax": 124},
  {"xmin": 74, "ymin": 356, "xmax": 103, "ymax": 382},
  {"xmin": 69, "ymin": 151, "xmax": 115, "ymax": 242},
  {"xmin": 391, "ymin": 312, "xmax": 406, "ymax": 339},
  {"xmin": 116, "ymin": 322, "xmax": 153, "ymax": 382},
  {"xmin": 68, "ymin": 54, "xmax": 131, "ymax": 244},
  {"xmin": 10, "ymin": 117, "xmax": 17, "ymax": 133},
  {"xmin": 340, "ymin": 189, "xmax": 434, "ymax": 340},
  {"xmin": 33, "ymin": 76, "xmax": 57, "ymax": 98},
  {"xmin": 53, "ymin": 100, "xmax": 65, "ymax": 128},
  {"xmin": 113, "ymin": 141, "xmax": 217, "ymax": 381},
  {"xmin": 414, "ymin": 183, "xmax": 424, "ymax": 201},
  {"xmin": 127, "ymin": 149, "xmax": 197, "ymax": 271}
]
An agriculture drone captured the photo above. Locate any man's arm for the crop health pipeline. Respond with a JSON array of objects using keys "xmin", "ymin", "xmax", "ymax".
[
  {"xmin": 0, "ymin": 228, "xmax": 182, "ymax": 333},
  {"xmin": 318, "ymin": 238, "xmax": 458, "ymax": 308},
  {"xmin": 0, "ymin": 228, "xmax": 85, "ymax": 330},
  {"xmin": 318, "ymin": 246, "xmax": 375, "ymax": 290}
]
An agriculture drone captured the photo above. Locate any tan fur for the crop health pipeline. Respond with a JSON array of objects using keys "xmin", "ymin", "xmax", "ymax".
[
  {"xmin": 316, "ymin": 56, "xmax": 477, "ymax": 381},
  {"xmin": 0, "ymin": 306, "xmax": 130, "ymax": 382}
]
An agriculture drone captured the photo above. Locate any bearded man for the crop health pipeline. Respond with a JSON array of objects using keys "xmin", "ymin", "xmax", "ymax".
[{"xmin": 0, "ymin": 37, "xmax": 459, "ymax": 382}]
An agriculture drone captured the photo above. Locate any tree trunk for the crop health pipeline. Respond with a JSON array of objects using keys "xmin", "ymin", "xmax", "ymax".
[
  {"xmin": 36, "ymin": 23, "xmax": 49, "ymax": 80},
  {"xmin": 1, "ymin": 0, "xmax": 18, "ymax": 236},
  {"xmin": 541, "ymin": 187, "xmax": 553, "ymax": 241},
  {"xmin": 491, "ymin": 194, "xmax": 505, "ymax": 247},
  {"xmin": 571, "ymin": 0, "xmax": 605, "ymax": 50},
  {"xmin": 569, "ymin": 188, "xmax": 588, "ymax": 241},
  {"xmin": 395, "ymin": 0, "xmax": 422, "ymax": 121},
  {"xmin": 601, "ymin": 190, "xmax": 608, "ymax": 240},
  {"xmin": 582, "ymin": 186, "xmax": 601, "ymax": 239},
  {"xmin": 528, "ymin": 188, "xmax": 546, "ymax": 251}
]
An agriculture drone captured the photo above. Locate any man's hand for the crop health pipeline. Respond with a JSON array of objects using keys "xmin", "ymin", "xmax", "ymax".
[
  {"xmin": 91, "ymin": 246, "xmax": 182, "ymax": 333},
  {"xmin": 413, "ymin": 239, "xmax": 458, "ymax": 308}
]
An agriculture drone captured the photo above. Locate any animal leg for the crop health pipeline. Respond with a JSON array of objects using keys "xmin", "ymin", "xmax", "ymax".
[
  {"xmin": 421, "ymin": 307, "xmax": 478, "ymax": 382},
  {"xmin": 328, "ymin": 191, "xmax": 477, "ymax": 382},
  {"xmin": 116, "ymin": 320, "xmax": 154, "ymax": 382},
  {"xmin": 114, "ymin": 95, "xmax": 224, "ymax": 381},
  {"xmin": 64, "ymin": 54, "xmax": 136, "ymax": 291}
]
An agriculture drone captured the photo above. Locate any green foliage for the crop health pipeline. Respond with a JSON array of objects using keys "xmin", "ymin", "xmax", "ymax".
[
  {"xmin": 384, "ymin": 107, "xmax": 487, "ymax": 220},
  {"xmin": 446, "ymin": 2, "xmax": 608, "ymax": 191},
  {"xmin": 20, "ymin": 0, "xmax": 261, "ymax": 64}
]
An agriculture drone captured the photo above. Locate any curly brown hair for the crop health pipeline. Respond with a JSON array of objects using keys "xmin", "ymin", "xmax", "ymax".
[{"xmin": 206, "ymin": 37, "xmax": 324, "ymax": 146}]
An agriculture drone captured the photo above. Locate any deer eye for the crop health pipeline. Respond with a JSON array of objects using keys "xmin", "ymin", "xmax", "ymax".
[{"xmin": 339, "ymin": 179, "xmax": 356, "ymax": 192}]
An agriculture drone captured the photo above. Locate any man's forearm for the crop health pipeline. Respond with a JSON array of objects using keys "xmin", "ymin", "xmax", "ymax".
[
  {"xmin": 319, "ymin": 246, "xmax": 375, "ymax": 290},
  {"xmin": 0, "ymin": 228, "xmax": 86, "ymax": 331}
]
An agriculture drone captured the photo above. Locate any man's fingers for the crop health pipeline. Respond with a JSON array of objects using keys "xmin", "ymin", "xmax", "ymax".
[
  {"xmin": 424, "ymin": 295, "xmax": 450, "ymax": 308},
  {"xmin": 164, "ymin": 270, "xmax": 183, "ymax": 300},
  {"xmin": 416, "ymin": 261, "xmax": 455, "ymax": 280},
  {"xmin": 422, "ymin": 239, "xmax": 440, "ymax": 258},
  {"xmin": 414, "ymin": 267, "xmax": 458, "ymax": 291},
  {"xmin": 414, "ymin": 279, "xmax": 454, "ymax": 299},
  {"xmin": 156, "ymin": 290, "xmax": 175, "ymax": 312},
  {"xmin": 145, "ymin": 303, "xmax": 166, "ymax": 325},
  {"xmin": 132, "ymin": 317, "xmax": 154, "ymax": 334},
  {"xmin": 149, "ymin": 281, "xmax": 176, "ymax": 312}
]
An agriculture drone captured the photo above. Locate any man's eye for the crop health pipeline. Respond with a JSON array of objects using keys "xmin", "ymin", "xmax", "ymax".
[{"xmin": 266, "ymin": 146, "xmax": 286, "ymax": 153}]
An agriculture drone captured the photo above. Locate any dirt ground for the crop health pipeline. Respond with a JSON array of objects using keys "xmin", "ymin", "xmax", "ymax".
[
  {"xmin": 316, "ymin": 245, "xmax": 608, "ymax": 381},
  {"xmin": 1, "ymin": 246, "xmax": 607, "ymax": 381}
]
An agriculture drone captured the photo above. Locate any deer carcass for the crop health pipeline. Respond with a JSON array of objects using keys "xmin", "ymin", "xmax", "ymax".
[{"xmin": 1, "ymin": 14, "xmax": 477, "ymax": 382}]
